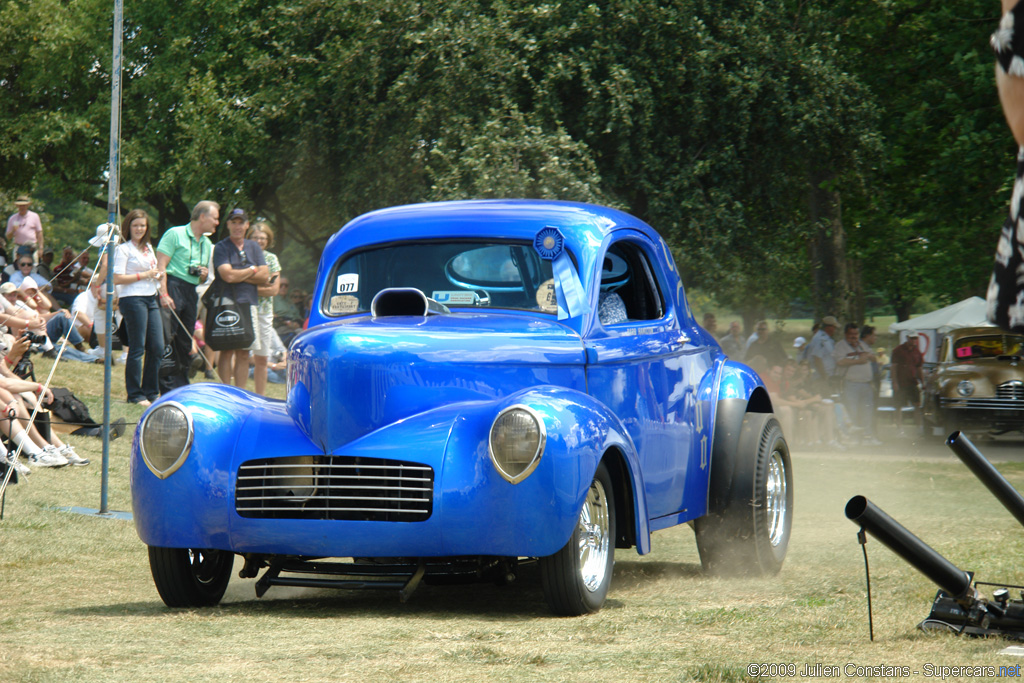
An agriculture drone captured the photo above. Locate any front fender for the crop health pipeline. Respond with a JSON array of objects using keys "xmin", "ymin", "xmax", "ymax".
[
  {"xmin": 131, "ymin": 384, "xmax": 313, "ymax": 549},
  {"xmin": 438, "ymin": 385, "xmax": 651, "ymax": 557},
  {"xmin": 130, "ymin": 383, "xmax": 651, "ymax": 559}
]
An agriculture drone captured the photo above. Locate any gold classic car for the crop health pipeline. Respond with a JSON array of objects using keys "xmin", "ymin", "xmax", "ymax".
[{"xmin": 923, "ymin": 326, "xmax": 1024, "ymax": 435}]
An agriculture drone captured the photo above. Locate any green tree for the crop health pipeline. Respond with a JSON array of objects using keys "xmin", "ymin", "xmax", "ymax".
[
  {"xmin": 1, "ymin": 0, "xmax": 881, "ymax": 305},
  {"xmin": 818, "ymin": 1, "xmax": 1009, "ymax": 320}
]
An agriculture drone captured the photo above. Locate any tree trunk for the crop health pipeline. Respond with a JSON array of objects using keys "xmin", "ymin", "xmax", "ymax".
[
  {"xmin": 807, "ymin": 172, "xmax": 857, "ymax": 323},
  {"xmin": 847, "ymin": 257, "xmax": 864, "ymax": 325}
]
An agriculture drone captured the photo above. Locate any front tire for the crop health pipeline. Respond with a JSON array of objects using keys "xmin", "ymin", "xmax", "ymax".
[
  {"xmin": 148, "ymin": 546, "xmax": 233, "ymax": 607},
  {"xmin": 540, "ymin": 461, "xmax": 615, "ymax": 615},
  {"xmin": 694, "ymin": 413, "xmax": 792, "ymax": 576}
]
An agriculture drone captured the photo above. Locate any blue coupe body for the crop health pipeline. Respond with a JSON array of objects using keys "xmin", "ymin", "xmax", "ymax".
[{"xmin": 131, "ymin": 200, "xmax": 790, "ymax": 614}]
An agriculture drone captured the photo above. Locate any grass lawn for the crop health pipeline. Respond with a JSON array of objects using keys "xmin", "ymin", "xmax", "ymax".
[{"xmin": 2, "ymin": 358, "xmax": 1023, "ymax": 681}]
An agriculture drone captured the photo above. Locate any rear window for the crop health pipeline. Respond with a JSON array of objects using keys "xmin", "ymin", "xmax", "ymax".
[
  {"xmin": 952, "ymin": 334, "xmax": 1024, "ymax": 359},
  {"xmin": 323, "ymin": 241, "xmax": 557, "ymax": 316}
]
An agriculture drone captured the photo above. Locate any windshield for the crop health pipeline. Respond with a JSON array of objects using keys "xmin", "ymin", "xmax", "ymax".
[
  {"xmin": 323, "ymin": 240, "xmax": 558, "ymax": 316},
  {"xmin": 952, "ymin": 334, "xmax": 1024, "ymax": 359}
]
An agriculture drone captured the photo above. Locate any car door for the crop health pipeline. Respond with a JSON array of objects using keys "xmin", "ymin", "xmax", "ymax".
[{"xmin": 585, "ymin": 234, "xmax": 713, "ymax": 523}]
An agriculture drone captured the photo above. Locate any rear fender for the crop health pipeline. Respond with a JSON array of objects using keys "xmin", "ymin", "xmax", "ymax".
[{"xmin": 707, "ymin": 361, "xmax": 772, "ymax": 515}]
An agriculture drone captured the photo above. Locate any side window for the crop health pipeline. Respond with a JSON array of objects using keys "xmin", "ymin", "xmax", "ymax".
[{"xmin": 598, "ymin": 242, "xmax": 665, "ymax": 325}]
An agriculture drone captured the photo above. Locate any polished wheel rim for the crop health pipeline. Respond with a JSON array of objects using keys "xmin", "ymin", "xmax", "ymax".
[
  {"xmin": 766, "ymin": 449, "xmax": 788, "ymax": 547},
  {"xmin": 188, "ymin": 549, "xmax": 226, "ymax": 585},
  {"xmin": 578, "ymin": 478, "xmax": 611, "ymax": 592}
]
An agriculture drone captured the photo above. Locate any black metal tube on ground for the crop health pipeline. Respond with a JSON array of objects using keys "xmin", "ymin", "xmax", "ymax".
[
  {"xmin": 947, "ymin": 431, "xmax": 1024, "ymax": 529},
  {"xmin": 845, "ymin": 495, "xmax": 972, "ymax": 599}
]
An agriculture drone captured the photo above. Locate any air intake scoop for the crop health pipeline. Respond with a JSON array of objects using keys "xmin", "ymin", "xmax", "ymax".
[{"xmin": 371, "ymin": 288, "xmax": 450, "ymax": 318}]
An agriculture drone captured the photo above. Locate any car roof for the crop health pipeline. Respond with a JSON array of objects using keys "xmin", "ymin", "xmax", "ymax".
[
  {"xmin": 322, "ymin": 200, "xmax": 655, "ymax": 256},
  {"xmin": 947, "ymin": 326, "xmax": 1013, "ymax": 339},
  {"xmin": 312, "ymin": 200, "xmax": 682, "ymax": 332}
]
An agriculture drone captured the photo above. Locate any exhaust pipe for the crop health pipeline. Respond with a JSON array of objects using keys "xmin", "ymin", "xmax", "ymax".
[
  {"xmin": 947, "ymin": 431, "xmax": 1024, "ymax": 529},
  {"xmin": 844, "ymin": 495, "xmax": 972, "ymax": 600}
]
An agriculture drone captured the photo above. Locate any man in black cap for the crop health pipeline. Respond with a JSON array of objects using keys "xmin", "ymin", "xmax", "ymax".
[{"xmin": 211, "ymin": 208, "xmax": 267, "ymax": 388}]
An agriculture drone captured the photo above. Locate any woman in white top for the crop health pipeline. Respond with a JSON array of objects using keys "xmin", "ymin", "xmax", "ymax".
[{"xmin": 113, "ymin": 209, "xmax": 165, "ymax": 406}]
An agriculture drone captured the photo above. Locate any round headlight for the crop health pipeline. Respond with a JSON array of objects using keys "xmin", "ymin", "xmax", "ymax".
[
  {"xmin": 488, "ymin": 405, "xmax": 545, "ymax": 484},
  {"xmin": 956, "ymin": 381, "xmax": 975, "ymax": 397},
  {"xmin": 139, "ymin": 401, "xmax": 194, "ymax": 479}
]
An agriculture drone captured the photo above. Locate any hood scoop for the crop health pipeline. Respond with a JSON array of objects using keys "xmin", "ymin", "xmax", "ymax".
[{"xmin": 371, "ymin": 288, "xmax": 450, "ymax": 318}]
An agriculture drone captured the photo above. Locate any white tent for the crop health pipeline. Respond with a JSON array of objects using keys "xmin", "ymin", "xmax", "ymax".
[{"xmin": 888, "ymin": 296, "xmax": 993, "ymax": 363}]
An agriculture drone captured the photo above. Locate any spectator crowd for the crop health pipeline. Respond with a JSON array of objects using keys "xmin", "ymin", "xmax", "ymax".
[
  {"xmin": 702, "ymin": 311, "xmax": 924, "ymax": 452},
  {"xmin": 0, "ymin": 192, "xmax": 930, "ymax": 476},
  {"xmin": 0, "ymin": 197, "xmax": 315, "ymax": 476}
]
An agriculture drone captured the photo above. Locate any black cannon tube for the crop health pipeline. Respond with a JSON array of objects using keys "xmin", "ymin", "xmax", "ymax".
[
  {"xmin": 845, "ymin": 495, "xmax": 972, "ymax": 599},
  {"xmin": 947, "ymin": 431, "xmax": 1024, "ymax": 529}
]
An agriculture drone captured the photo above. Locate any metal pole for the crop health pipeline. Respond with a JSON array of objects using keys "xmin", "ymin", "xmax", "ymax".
[{"xmin": 101, "ymin": 0, "xmax": 123, "ymax": 514}]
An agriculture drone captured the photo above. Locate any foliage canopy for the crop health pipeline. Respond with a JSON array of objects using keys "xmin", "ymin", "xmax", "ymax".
[{"xmin": 0, "ymin": 0, "xmax": 1008, "ymax": 318}]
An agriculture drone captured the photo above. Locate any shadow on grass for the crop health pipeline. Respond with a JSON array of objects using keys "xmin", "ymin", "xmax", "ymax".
[
  {"xmin": 58, "ymin": 579, "xmax": 551, "ymax": 621},
  {"xmin": 611, "ymin": 559, "xmax": 704, "ymax": 589},
  {"xmin": 56, "ymin": 559, "xmax": 703, "ymax": 620}
]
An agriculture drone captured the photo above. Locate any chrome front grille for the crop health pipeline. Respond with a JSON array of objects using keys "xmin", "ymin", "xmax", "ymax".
[
  {"xmin": 940, "ymin": 396, "xmax": 1024, "ymax": 410},
  {"xmin": 997, "ymin": 381, "xmax": 1024, "ymax": 401},
  {"xmin": 236, "ymin": 455, "xmax": 433, "ymax": 522}
]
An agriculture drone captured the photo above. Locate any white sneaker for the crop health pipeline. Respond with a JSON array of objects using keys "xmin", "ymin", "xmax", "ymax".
[
  {"xmin": 85, "ymin": 347, "xmax": 105, "ymax": 359},
  {"xmin": 5, "ymin": 454, "xmax": 30, "ymax": 476},
  {"xmin": 59, "ymin": 445, "xmax": 89, "ymax": 466},
  {"xmin": 29, "ymin": 448, "xmax": 67, "ymax": 468}
]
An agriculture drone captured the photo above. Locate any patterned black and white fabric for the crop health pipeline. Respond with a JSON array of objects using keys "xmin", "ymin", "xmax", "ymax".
[
  {"xmin": 987, "ymin": 2, "xmax": 1024, "ymax": 331},
  {"xmin": 597, "ymin": 291, "xmax": 628, "ymax": 326}
]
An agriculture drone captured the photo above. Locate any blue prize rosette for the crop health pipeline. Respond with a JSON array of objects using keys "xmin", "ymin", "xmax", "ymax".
[{"xmin": 534, "ymin": 227, "xmax": 587, "ymax": 320}]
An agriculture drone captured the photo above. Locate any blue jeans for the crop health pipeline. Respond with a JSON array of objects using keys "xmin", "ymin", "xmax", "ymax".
[
  {"xmin": 120, "ymin": 294, "xmax": 165, "ymax": 402},
  {"xmin": 46, "ymin": 314, "xmax": 84, "ymax": 347}
]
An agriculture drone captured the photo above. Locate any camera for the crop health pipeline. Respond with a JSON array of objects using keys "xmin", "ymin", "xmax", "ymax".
[
  {"xmin": 188, "ymin": 265, "xmax": 201, "ymax": 277},
  {"xmin": 23, "ymin": 332, "xmax": 47, "ymax": 345}
]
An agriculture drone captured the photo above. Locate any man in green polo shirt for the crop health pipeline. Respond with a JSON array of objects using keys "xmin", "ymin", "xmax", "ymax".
[{"xmin": 156, "ymin": 200, "xmax": 218, "ymax": 392}]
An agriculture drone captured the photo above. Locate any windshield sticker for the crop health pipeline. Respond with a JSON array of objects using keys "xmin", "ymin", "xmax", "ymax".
[
  {"xmin": 328, "ymin": 295, "xmax": 359, "ymax": 315},
  {"xmin": 335, "ymin": 273, "xmax": 359, "ymax": 295},
  {"xmin": 536, "ymin": 279, "xmax": 557, "ymax": 313},
  {"xmin": 431, "ymin": 291, "xmax": 477, "ymax": 306}
]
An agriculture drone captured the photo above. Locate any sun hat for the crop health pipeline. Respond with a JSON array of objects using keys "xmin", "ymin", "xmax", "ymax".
[{"xmin": 88, "ymin": 223, "xmax": 121, "ymax": 248}]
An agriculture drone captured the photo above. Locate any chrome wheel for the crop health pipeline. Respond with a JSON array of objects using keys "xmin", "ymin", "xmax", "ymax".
[
  {"xmin": 149, "ymin": 546, "xmax": 233, "ymax": 607},
  {"xmin": 540, "ymin": 461, "xmax": 616, "ymax": 615},
  {"xmin": 578, "ymin": 477, "xmax": 612, "ymax": 592},
  {"xmin": 187, "ymin": 548, "xmax": 231, "ymax": 586},
  {"xmin": 766, "ymin": 448, "xmax": 788, "ymax": 547}
]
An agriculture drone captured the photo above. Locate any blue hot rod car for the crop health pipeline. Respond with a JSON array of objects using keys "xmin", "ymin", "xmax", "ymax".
[{"xmin": 131, "ymin": 199, "xmax": 791, "ymax": 615}]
